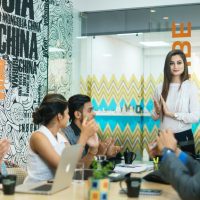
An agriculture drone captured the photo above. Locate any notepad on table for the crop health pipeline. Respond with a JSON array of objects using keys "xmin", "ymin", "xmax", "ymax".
[{"xmin": 114, "ymin": 163, "xmax": 153, "ymax": 173}]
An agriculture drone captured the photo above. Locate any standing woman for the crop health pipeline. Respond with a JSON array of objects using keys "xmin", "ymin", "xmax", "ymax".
[
  {"xmin": 152, "ymin": 49, "xmax": 200, "ymax": 156},
  {"xmin": 24, "ymin": 93, "xmax": 98, "ymax": 184}
]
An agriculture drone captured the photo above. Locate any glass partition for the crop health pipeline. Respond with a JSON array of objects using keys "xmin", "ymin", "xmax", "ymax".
[{"xmin": 77, "ymin": 4, "xmax": 200, "ymax": 158}]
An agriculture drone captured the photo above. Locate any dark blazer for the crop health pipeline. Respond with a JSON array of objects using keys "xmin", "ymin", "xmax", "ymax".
[{"xmin": 160, "ymin": 153, "xmax": 200, "ymax": 200}]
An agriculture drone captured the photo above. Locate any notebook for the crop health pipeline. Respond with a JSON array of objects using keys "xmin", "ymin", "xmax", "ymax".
[{"xmin": 15, "ymin": 144, "xmax": 81, "ymax": 195}]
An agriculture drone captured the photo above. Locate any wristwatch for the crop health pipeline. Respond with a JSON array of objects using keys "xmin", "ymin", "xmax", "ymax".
[
  {"xmin": 174, "ymin": 113, "xmax": 179, "ymax": 119},
  {"xmin": 162, "ymin": 147, "xmax": 174, "ymax": 159},
  {"xmin": 162, "ymin": 147, "xmax": 175, "ymax": 161}
]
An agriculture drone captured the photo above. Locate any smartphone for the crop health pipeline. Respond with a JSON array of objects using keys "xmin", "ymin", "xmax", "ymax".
[
  {"xmin": 140, "ymin": 189, "xmax": 162, "ymax": 195},
  {"xmin": 108, "ymin": 172, "xmax": 129, "ymax": 182}
]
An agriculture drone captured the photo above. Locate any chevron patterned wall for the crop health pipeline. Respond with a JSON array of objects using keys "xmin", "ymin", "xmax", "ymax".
[{"xmin": 81, "ymin": 74, "xmax": 200, "ymax": 158}]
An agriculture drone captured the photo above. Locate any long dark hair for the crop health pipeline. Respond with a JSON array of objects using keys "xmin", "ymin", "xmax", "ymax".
[
  {"xmin": 161, "ymin": 49, "xmax": 189, "ymax": 102},
  {"xmin": 32, "ymin": 93, "xmax": 68, "ymax": 125}
]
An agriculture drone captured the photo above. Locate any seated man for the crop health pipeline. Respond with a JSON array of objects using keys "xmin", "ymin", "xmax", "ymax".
[
  {"xmin": 148, "ymin": 129, "xmax": 200, "ymax": 200},
  {"xmin": 62, "ymin": 94, "xmax": 121, "ymax": 165}
]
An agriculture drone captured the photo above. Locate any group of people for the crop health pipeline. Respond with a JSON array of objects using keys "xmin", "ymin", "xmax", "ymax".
[
  {"xmin": 0, "ymin": 49, "xmax": 200, "ymax": 199},
  {"xmin": 23, "ymin": 93, "xmax": 122, "ymax": 184}
]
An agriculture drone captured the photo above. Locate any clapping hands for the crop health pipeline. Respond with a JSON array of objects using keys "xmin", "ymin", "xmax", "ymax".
[
  {"xmin": 148, "ymin": 129, "xmax": 178, "ymax": 158},
  {"xmin": 153, "ymin": 95, "xmax": 174, "ymax": 118},
  {"xmin": 98, "ymin": 138, "xmax": 122, "ymax": 158},
  {"xmin": 160, "ymin": 96, "xmax": 174, "ymax": 118},
  {"xmin": 106, "ymin": 139, "xmax": 122, "ymax": 158},
  {"xmin": 0, "ymin": 139, "xmax": 10, "ymax": 163}
]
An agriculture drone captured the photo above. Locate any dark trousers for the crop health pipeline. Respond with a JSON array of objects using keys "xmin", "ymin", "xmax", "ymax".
[{"xmin": 174, "ymin": 129, "xmax": 196, "ymax": 157}]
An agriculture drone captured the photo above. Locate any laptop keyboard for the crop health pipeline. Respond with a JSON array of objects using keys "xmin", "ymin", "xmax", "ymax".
[{"xmin": 31, "ymin": 184, "xmax": 52, "ymax": 191}]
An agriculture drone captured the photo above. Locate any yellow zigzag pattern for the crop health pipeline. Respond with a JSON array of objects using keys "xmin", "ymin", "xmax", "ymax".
[
  {"xmin": 80, "ymin": 76, "xmax": 92, "ymax": 97},
  {"xmin": 81, "ymin": 74, "xmax": 143, "ymax": 105},
  {"xmin": 81, "ymin": 74, "xmax": 200, "ymax": 154},
  {"xmin": 144, "ymin": 74, "xmax": 163, "ymax": 105},
  {"xmin": 97, "ymin": 124, "xmax": 143, "ymax": 157},
  {"xmin": 81, "ymin": 74, "xmax": 200, "ymax": 104}
]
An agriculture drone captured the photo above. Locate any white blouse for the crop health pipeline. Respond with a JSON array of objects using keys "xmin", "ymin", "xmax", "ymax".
[
  {"xmin": 154, "ymin": 80, "xmax": 200, "ymax": 133},
  {"xmin": 24, "ymin": 126, "xmax": 67, "ymax": 184}
]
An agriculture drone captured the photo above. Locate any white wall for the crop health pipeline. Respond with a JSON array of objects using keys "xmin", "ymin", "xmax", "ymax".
[
  {"xmin": 79, "ymin": 37, "xmax": 93, "ymax": 79},
  {"xmin": 80, "ymin": 35, "xmax": 200, "ymax": 81},
  {"xmin": 80, "ymin": 36, "xmax": 143, "ymax": 80}
]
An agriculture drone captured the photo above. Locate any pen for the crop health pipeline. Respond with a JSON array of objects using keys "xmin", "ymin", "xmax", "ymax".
[
  {"xmin": 153, "ymin": 157, "xmax": 159, "ymax": 164},
  {"xmin": 153, "ymin": 157, "xmax": 159, "ymax": 170}
]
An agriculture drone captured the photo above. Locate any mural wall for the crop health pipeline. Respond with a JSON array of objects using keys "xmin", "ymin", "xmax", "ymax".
[
  {"xmin": 0, "ymin": 1, "xmax": 49, "ymax": 167},
  {"xmin": 48, "ymin": 0, "xmax": 73, "ymax": 99}
]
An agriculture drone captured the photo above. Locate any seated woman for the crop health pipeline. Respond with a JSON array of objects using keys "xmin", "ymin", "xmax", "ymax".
[{"xmin": 24, "ymin": 93, "xmax": 98, "ymax": 184}]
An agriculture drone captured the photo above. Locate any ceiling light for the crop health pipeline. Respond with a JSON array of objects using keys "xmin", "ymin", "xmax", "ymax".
[
  {"xmin": 103, "ymin": 53, "xmax": 112, "ymax": 57},
  {"xmin": 117, "ymin": 33, "xmax": 143, "ymax": 36},
  {"xmin": 140, "ymin": 41, "xmax": 170, "ymax": 47},
  {"xmin": 76, "ymin": 36, "xmax": 87, "ymax": 39},
  {"xmin": 163, "ymin": 16, "xmax": 169, "ymax": 20},
  {"xmin": 150, "ymin": 9, "xmax": 156, "ymax": 13}
]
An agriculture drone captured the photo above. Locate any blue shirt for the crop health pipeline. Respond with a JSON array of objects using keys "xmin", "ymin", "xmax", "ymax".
[{"xmin": 62, "ymin": 122, "xmax": 89, "ymax": 156}]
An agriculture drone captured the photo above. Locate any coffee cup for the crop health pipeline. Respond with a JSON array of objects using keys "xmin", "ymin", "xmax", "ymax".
[
  {"xmin": 120, "ymin": 177, "xmax": 141, "ymax": 197},
  {"xmin": 124, "ymin": 151, "xmax": 136, "ymax": 164},
  {"xmin": 2, "ymin": 174, "xmax": 17, "ymax": 195}
]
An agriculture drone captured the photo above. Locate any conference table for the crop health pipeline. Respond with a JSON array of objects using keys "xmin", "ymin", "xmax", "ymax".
[{"xmin": 0, "ymin": 177, "xmax": 181, "ymax": 200}]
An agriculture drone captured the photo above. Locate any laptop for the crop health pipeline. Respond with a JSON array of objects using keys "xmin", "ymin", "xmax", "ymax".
[{"xmin": 15, "ymin": 144, "xmax": 81, "ymax": 195}]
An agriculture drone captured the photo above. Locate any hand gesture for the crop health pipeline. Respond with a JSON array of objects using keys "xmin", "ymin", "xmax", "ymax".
[
  {"xmin": 148, "ymin": 141, "xmax": 160, "ymax": 158},
  {"xmin": 160, "ymin": 96, "xmax": 173, "ymax": 117},
  {"xmin": 157, "ymin": 129, "xmax": 177, "ymax": 152},
  {"xmin": 97, "ymin": 138, "xmax": 112, "ymax": 155},
  {"xmin": 106, "ymin": 139, "xmax": 122, "ymax": 158},
  {"xmin": 81, "ymin": 118, "xmax": 99, "ymax": 140},
  {"xmin": 0, "ymin": 139, "xmax": 10, "ymax": 163},
  {"xmin": 153, "ymin": 96, "xmax": 161, "ymax": 115},
  {"xmin": 88, "ymin": 145, "xmax": 99, "ymax": 156},
  {"xmin": 87, "ymin": 133, "xmax": 99, "ymax": 148}
]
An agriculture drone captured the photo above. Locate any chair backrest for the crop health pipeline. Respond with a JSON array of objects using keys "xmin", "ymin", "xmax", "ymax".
[{"xmin": 7, "ymin": 167, "xmax": 28, "ymax": 185}]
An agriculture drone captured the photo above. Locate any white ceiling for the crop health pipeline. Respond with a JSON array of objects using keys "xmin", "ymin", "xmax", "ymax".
[
  {"xmin": 73, "ymin": 0, "xmax": 200, "ymax": 12},
  {"xmin": 73, "ymin": 0, "xmax": 200, "ymax": 47}
]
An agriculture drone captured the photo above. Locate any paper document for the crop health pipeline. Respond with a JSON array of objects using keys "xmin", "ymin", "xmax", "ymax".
[{"xmin": 114, "ymin": 163, "xmax": 153, "ymax": 173}]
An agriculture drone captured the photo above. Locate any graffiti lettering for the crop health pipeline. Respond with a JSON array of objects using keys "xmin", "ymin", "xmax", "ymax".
[
  {"xmin": 0, "ymin": 24, "xmax": 38, "ymax": 60},
  {"xmin": 0, "ymin": 0, "xmax": 34, "ymax": 20}
]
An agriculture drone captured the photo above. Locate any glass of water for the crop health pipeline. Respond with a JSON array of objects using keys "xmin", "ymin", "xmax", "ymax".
[{"xmin": 73, "ymin": 161, "xmax": 84, "ymax": 184}]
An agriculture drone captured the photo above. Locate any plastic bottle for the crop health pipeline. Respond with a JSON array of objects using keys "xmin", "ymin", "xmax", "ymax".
[{"xmin": 142, "ymin": 148, "xmax": 149, "ymax": 162}]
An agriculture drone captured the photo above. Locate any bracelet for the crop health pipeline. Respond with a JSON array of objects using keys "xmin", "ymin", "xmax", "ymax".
[
  {"xmin": 88, "ymin": 149, "xmax": 98, "ymax": 156},
  {"xmin": 155, "ymin": 110, "xmax": 160, "ymax": 115}
]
